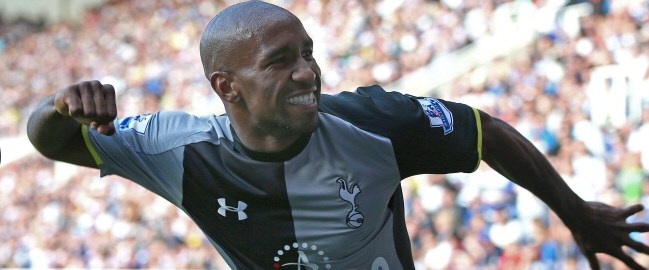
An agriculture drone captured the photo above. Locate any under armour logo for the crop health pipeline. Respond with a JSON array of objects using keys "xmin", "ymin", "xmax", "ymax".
[
  {"xmin": 217, "ymin": 198, "xmax": 248, "ymax": 220},
  {"xmin": 337, "ymin": 178, "xmax": 364, "ymax": 229}
]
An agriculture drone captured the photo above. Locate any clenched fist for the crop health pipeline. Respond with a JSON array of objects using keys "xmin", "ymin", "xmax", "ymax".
[{"xmin": 54, "ymin": 80, "xmax": 117, "ymax": 135}]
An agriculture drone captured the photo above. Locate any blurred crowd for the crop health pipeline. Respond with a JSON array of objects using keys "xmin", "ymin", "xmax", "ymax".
[
  {"xmin": 0, "ymin": 0, "xmax": 502, "ymax": 137},
  {"xmin": 2, "ymin": 0, "xmax": 649, "ymax": 269}
]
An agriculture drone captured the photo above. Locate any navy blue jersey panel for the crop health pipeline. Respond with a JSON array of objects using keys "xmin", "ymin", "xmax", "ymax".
[
  {"xmin": 181, "ymin": 141, "xmax": 298, "ymax": 268},
  {"xmin": 320, "ymin": 85, "xmax": 480, "ymax": 177},
  {"xmin": 389, "ymin": 184, "xmax": 416, "ymax": 269}
]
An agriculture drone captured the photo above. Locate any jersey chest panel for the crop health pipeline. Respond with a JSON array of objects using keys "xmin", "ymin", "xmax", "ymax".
[
  {"xmin": 181, "ymin": 114, "xmax": 404, "ymax": 269},
  {"xmin": 281, "ymin": 114, "xmax": 404, "ymax": 268}
]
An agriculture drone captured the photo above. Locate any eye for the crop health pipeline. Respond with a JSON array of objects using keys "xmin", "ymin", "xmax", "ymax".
[
  {"xmin": 302, "ymin": 49, "xmax": 314, "ymax": 60},
  {"xmin": 265, "ymin": 56, "xmax": 287, "ymax": 69}
]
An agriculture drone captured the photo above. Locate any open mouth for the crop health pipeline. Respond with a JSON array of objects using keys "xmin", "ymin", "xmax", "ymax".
[{"xmin": 286, "ymin": 92, "xmax": 316, "ymax": 105}]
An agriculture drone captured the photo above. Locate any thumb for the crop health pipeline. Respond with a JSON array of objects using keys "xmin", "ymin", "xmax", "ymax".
[
  {"xmin": 53, "ymin": 92, "xmax": 72, "ymax": 116},
  {"xmin": 586, "ymin": 252, "xmax": 600, "ymax": 270},
  {"xmin": 95, "ymin": 122, "xmax": 116, "ymax": 136}
]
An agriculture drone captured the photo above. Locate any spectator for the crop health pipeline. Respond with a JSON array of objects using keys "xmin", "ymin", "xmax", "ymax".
[{"xmin": 3, "ymin": 0, "xmax": 649, "ymax": 268}]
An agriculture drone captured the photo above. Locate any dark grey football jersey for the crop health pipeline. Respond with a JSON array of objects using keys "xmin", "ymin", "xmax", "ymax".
[{"xmin": 84, "ymin": 85, "xmax": 482, "ymax": 269}]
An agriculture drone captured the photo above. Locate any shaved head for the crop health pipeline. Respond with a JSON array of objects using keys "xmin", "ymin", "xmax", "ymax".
[
  {"xmin": 197, "ymin": 0, "xmax": 322, "ymax": 152},
  {"xmin": 200, "ymin": 1, "xmax": 297, "ymax": 78}
]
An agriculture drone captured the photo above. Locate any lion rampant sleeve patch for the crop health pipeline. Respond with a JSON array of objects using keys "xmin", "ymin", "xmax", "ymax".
[
  {"xmin": 417, "ymin": 98, "xmax": 454, "ymax": 135},
  {"xmin": 118, "ymin": 113, "xmax": 153, "ymax": 134}
]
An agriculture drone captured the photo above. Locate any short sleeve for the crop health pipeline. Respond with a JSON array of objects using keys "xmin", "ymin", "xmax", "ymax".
[
  {"xmin": 83, "ymin": 111, "xmax": 213, "ymax": 205},
  {"xmin": 319, "ymin": 85, "xmax": 482, "ymax": 177}
]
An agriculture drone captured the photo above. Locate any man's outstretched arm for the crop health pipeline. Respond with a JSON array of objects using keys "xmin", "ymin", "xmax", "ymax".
[
  {"xmin": 27, "ymin": 81, "xmax": 117, "ymax": 168},
  {"xmin": 478, "ymin": 109, "xmax": 649, "ymax": 269}
]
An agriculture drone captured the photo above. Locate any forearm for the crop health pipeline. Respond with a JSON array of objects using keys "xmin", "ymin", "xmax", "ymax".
[
  {"xmin": 27, "ymin": 95, "xmax": 84, "ymax": 158},
  {"xmin": 480, "ymin": 112, "xmax": 586, "ymax": 227}
]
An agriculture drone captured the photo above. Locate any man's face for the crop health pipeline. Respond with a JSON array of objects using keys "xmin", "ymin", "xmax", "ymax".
[{"xmin": 229, "ymin": 17, "xmax": 322, "ymax": 137}]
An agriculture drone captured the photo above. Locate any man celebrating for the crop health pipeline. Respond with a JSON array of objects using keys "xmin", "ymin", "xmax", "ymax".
[{"xmin": 27, "ymin": 1, "xmax": 649, "ymax": 269}]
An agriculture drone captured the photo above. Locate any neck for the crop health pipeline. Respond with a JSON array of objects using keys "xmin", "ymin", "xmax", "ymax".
[{"xmin": 230, "ymin": 122, "xmax": 301, "ymax": 153}]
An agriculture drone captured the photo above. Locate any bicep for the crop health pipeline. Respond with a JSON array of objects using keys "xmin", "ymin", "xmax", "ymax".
[
  {"xmin": 478, "ymin": 109, "xmax": 551, "ymax": 180},
  {"xmin": 478, "ymin": 110, "xmax": 518, "ymax": 165},
  {"xmin": 394, "ymin": 99, "xmax": 483, "ymax": 176},
  {"xmin": 27, "ymin": 96, "xmax": 100, "ymax": 168},
  {"xmin": 36, "ymin": 125, "xmax": 100, "ymax": 169}
]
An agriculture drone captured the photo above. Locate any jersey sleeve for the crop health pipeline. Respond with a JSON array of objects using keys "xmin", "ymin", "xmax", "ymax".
[
  {"xmin": 319, "ymin": 85, "xmax": 482, "ymax": 177},
  {"xmin": 83, "ymin": 111, "xmax": 214, "ymax": 205}
]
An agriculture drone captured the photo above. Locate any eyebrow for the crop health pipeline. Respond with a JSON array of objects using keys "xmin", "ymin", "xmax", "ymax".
[
  {"xmin": 262, "ymin": 37, "xmax": 314, "ymax": 61},
  {"xmin": 263, "ymin": 46, "xmax": 292, "ymax": 62}
]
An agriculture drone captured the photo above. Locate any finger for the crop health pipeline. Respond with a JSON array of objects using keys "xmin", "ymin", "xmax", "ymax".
[
  {"xmin": 625, "ymin": 222, "xmax": 649, "ymax": 233},
  {"xmin": 621, "ymin": 204, "xmax": 644, "ymax": 218},
  {"xmin": 586, "ymin": 252, "xmax": 600, "ymax": 270},
  {"xmin": 103, "ymin": 84, "xmax": 117, "ymax": 121},
  {"xmin": 96, "ymin": 122, "xmax": 115, "ymax": 136},
  {"xmin": 616, "ymin": 254, "xmax": 646, "ymax": 270},
  {"xmin": 79, "ymin": 81, "xmax": 97, "ymax": 118},
  {"xmin": 611, "ymin": 251, "xmax": 645, "ymax": 270},
  {"xmin": 90, "ymin": 81, "xmax": 107, "ymax": 121},
  {"xmin": 56, "ymin": 86, "xmax": 82, "ymax": 116},
  {"xmin": 624, "ymin": 236, "xmax": 649, "ymax": 254}
]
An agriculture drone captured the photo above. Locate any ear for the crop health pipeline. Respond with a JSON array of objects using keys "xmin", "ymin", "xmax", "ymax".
[{"xmin": 210, "ymin": 71, "xmax": 240, "ymax": 103}]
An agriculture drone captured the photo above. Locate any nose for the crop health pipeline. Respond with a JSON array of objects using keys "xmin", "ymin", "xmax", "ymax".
[{"xmin": 291, "ymin": 60, "xmax": 317, "ymax": 86}]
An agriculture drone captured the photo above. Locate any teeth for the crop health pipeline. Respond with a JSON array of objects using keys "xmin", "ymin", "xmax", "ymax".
[{"xmin": 287, "ymin": 92, "xmax": 316, "ymax": 105}]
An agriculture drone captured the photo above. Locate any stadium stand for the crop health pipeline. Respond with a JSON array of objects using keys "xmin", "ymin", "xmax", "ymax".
[{"xmin": 3, "ymin": 0, "xmax": 649, "ymax": 268}]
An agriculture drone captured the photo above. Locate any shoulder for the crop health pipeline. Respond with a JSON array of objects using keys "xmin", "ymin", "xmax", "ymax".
[
  {"xmin": 319, "ymin": 85, "xmax": 482, "ymax": 175},
  {"xmin": 321, "ymin": 85, "xmax": 419, "ymax": 115},
  {"xmin": 320, "ymin": 85, "xmax": 415, "ymax": 110},
  {"xmin": 113, "ymin": 110, "xmax": 226, "ymax": 154},
  {"xmin": 319, "ymin": 85, "xmax": 422, "ymax": 132},
  {"xmin": 117, "ymin": 110, "xmax": 210, "ymax": 135}
]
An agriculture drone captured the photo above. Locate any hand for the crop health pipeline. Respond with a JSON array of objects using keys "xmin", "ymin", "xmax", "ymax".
[
  {"xmin": 570, "ymin": 202, "xmax": 649, "ymax": 269},
  {"xmin": 54, "ymin": 80, "xmax": 117, "ymax": 135}
]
